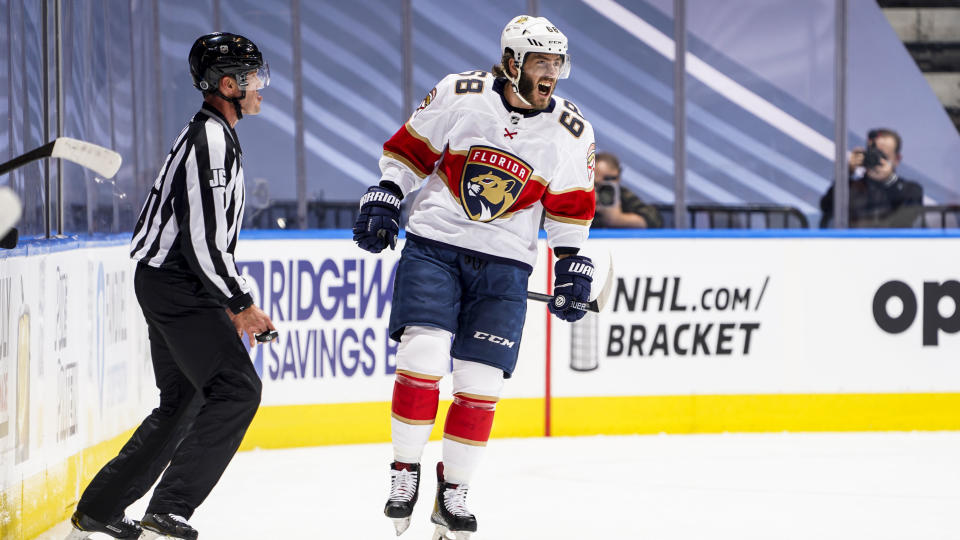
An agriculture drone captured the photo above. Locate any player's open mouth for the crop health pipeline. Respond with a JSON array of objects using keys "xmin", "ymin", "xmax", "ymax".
[{"xmin": 537, "ymin": 81, "xmax": 552, "ymax": 97}]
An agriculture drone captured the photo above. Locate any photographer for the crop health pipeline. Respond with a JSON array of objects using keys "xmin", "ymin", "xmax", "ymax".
[
  {"xmin": 819, "ymin": 128, "xmax": 923, "ymax": 228},
  {"xmin": 592, "ymin": 152, "xmax": 662, "ymax": 229}
]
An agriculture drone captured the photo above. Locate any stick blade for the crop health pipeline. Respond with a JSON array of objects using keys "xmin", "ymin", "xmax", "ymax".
[
  {"xmin": 51, "ymin": 137, "xmax": 122, "ymax": 178},
  {"xmin": 0, "ymin": 187, "xmax": 22, "ymax": 237},
  {"xmin": 588, "ymin": 252, "xmax": 615, "ymax": 312}
]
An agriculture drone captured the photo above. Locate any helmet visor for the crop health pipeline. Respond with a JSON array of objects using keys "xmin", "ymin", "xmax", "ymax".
[
  {"xmin": 559, "ymin": 54, "xmax": 571, "ymax": 79},
  {"xmin": 240, "ymin": 63, "xmax": 270, "ymax": 91},
  {"xmin": 249, "ymin": 63, "xmax": 270, "ymax": 90},
  {"xmin": 257, "ymin": 63, "xmax": 270, "ymax": 88}
]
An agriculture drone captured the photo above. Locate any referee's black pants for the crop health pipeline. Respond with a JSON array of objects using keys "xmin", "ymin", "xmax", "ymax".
[{"xmin": 77, "ymin": 263, "xmax": 262, "ymax": 521}]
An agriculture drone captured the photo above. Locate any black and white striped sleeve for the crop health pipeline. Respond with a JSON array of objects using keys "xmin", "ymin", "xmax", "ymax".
[{"xmin": 175, "ymin": 121, "xmax": 253, "ymax": 314}]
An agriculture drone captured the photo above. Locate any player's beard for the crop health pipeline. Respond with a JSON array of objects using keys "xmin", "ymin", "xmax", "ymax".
[{"xmin": 517, "ymin": 71, "xmax": 551, "ymax": 110}]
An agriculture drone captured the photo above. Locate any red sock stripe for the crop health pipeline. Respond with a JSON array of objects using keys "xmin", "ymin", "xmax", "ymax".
[
  {"xmin": 443, "ymin": 394, "xmax": 496, "ymax": 443},
  {"xmin": 392, "ymin": 373, "xmax": 440, "ymax": 422}
]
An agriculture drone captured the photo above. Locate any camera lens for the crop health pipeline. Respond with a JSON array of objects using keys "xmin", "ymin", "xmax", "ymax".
[
  {"xmin": 863, "ymin": 146, "xmax": 887, "ymax": 169},
  {"xmin": 597, "ymin": 184, "xmax": 614, "ymax": 206}
]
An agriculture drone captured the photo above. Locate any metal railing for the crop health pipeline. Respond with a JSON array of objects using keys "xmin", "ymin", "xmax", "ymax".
[
  {"xmin": 651, "ymin": 204, "xmax": 810, "ymax": 229},
  {"xmin": 242, "ymin": 201, "xmax": 813, "ymax": 230},
  {"xmin": 7, "ymin": 202, "xmax": 954, "ymax": 249},
  {"xmin": 916, "ymin": 204, "xmax": 960, "ymax": 228}
]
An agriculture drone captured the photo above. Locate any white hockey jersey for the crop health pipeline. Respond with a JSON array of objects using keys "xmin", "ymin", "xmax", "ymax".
[{"xmin": 379, "ymin": 71, "xmax": 596, "ymax": 270}]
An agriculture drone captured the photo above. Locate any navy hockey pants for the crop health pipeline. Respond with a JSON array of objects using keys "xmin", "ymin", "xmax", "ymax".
[
  {"xmin": 77, "ymin": 263, "xmax": 261, "ymax": 521},
  {"xmin": 388, "ymin": 236, "xmax": 530, "ymax": 377}
]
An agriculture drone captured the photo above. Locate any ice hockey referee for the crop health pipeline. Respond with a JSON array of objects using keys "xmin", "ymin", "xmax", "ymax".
[{"xmin": 66, "ymin": 33, "xmax": 276, "ymax": 540}]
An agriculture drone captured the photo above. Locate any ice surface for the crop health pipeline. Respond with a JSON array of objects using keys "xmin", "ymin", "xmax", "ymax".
[{"xmin": 37, "ymin": 432, "xmax": 960, "ymax": 539}]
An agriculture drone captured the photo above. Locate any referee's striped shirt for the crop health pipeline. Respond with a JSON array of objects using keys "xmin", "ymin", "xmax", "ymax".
[{"xmin": 130, "ymin": 102, "xmax": 253, "ymax": 314}]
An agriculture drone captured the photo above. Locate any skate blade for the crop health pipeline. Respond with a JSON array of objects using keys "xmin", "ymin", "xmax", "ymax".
[
  {"xmin": 431, "ymin": 525, "xmax": 471, "ymax": 540},
  {"xmin": 391, "ymin": 516, "xmax": 411, "ymax": 536},
  {"xmin": 64, "ymin": 528, "xmax": 91, "ymax": 540}
]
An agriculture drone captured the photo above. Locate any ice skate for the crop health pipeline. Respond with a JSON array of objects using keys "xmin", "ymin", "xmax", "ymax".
[
  {"xmin": 384, "ymin": 461, "xmax": 421, "ymax": 535},
  {"xmin": 430, "ymin": 463, "xmax": 477, "ymax": 540},
  {"xmin": 65, "ymin": 511, "xmax": 142, "ymax": 539},
  {"xmin": 138, "ymin": 513, "xmax": 198, "ymax": 540}
]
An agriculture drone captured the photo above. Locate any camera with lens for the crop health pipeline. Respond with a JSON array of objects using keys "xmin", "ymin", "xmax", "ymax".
[
  {"xmin": 862, "ymin": 144, "xmax": 888, "ymax": 170},
  {"xmin": 595, "ymin": 175, "xmax": 621, "ymax": 209}
]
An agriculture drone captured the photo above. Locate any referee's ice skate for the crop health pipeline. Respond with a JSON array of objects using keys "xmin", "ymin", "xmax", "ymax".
[
  {"xmin": 384, "ymin": 461, "xmax": 421, "ymax": 535},
  {"xmin": 430, "ymin": 463, "xmax": 477, "ymax": 540},
  {"xmin": 138, "ymin": 513, "xmax": 198, "ymax": 540},
  {"xmin": 64, "ymin": 511, "xmax": 142, "ymax": 539}
]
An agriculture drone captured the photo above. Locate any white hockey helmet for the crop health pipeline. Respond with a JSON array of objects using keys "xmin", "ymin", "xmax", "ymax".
[{"xmin": 500, "ymin": 15, "xmax": 571, "ymax": 81}]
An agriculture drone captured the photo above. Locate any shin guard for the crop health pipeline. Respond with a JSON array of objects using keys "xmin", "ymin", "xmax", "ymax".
[
  {"xmin": 391, "ymin": 372, "xmax": 441, "ymax": 464},
  {"xmin": 443, "ymin": 394, "xmax": 496, "ymax": 446},
  {"xmin": 392, "ymin": 371, "xmax": 441, "ymax": 424},
  {"xmin": 442, "ymin": 394, "xmax": 497, "ymax": 485}
]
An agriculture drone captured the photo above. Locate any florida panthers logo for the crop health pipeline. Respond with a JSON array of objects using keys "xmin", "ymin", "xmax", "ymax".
[{"xmin": 460, "ymin": 146, "xmax": 533, "ymax": 222}]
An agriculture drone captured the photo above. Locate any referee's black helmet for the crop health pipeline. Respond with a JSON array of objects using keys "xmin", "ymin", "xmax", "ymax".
[{"xmin": 189, "ymin": 33, "xmax": 268, "ymax": 94}]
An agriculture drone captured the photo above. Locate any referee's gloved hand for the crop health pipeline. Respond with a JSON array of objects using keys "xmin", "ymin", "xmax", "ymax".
[
  {"xmin": 548, "ymin": 255, "xmax": 594, "ymax": 322},
  {"xmin": 353, "ymin": 185, "xmax": 401, "ymax": 254},
  {"xmin": 230, "ymin": 304, "xmax": 275, "ymax": 347}
]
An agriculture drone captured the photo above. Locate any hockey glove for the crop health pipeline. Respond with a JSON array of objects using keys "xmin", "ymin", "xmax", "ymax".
[
  {"xmin": 548, "ymin": 255, "xmax": 594, "ymax": 322},
  {"xmin": 353, "ymin": 185, "xmax": 401, "ymax": 253}
]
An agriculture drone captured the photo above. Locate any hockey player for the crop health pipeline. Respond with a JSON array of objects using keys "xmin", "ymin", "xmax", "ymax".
[
  {"xmin": 66, "ymin": 33, "xmax": 274, "ymax": 540},
  {"xmin": 353, "ymin": 15, "xmax": 596, "ymax": 540}
]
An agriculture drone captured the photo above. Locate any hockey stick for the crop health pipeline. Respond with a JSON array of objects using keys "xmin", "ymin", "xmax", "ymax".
[
  {"xmin": 0, "ymin": 187, "xmax": 22, "ymax": 240},
  {"xmin": 527, "ymin": 252, "xmax": 615, "ymax": 313},
  {"xmin": 0, "ymin": 137, "xmax": 122, "ymax": 179}
]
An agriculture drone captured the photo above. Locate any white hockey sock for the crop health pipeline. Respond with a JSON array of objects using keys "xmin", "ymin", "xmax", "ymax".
[
  {"xmin": 441, "ymin": 359, "xmax": 503, "ymax": 485},
  {"xmin": 392, "ymin": 417, "xmax": 433, "ymax": 464},
  {"xmin": 442, "ymin": 437, "xmax": 486, "ymax": 485}
]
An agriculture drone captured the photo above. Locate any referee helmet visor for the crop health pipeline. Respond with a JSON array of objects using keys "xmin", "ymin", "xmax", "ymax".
[{"xmin": 245, "ymin": 64, "xmax": 270, "ymax": 91}]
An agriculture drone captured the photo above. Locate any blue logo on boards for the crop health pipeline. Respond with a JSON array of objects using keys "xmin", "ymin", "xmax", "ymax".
[{"xmin": 236, "ymin": 257, "xmax": 400, "ymax": 381}]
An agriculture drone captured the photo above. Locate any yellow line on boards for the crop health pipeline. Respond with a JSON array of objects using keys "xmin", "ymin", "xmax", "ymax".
[
  {"xmin": 240, "ymin": 393, "xmax": 960, "ymax": 449},
  {"xmin": 239, "ymin": 397, "xmax": 546, "ymax": 450},
  {"xmin": 550, "ymin": 393, "xmax": 960, "ymax": 435},
  {"xmin": 2, "ymin": 428, "xmax": 135, "ymax": 540}
]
